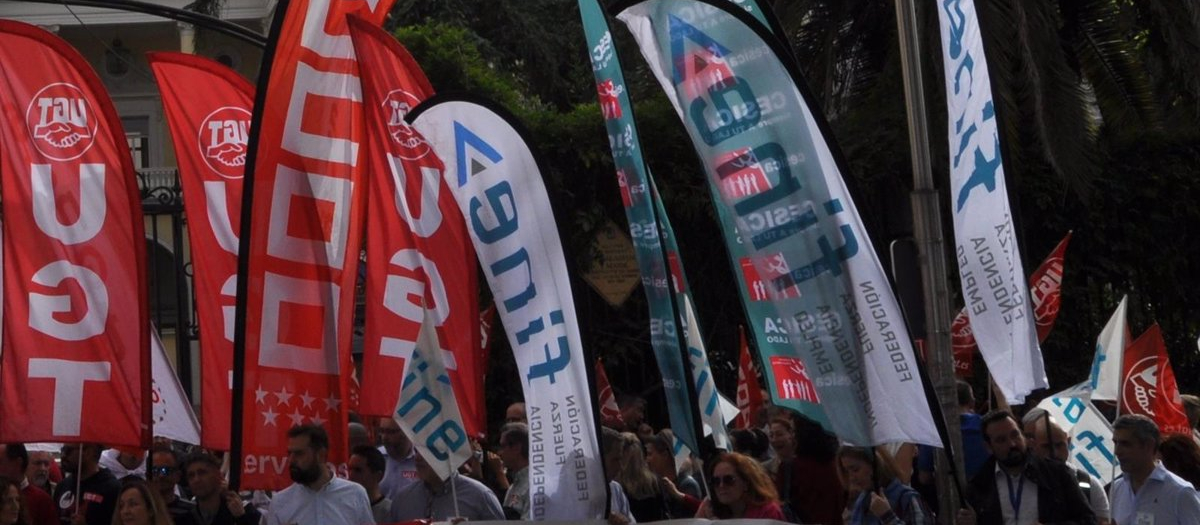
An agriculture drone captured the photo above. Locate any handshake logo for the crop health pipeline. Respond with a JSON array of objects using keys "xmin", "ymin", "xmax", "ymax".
[
  {"xmin": 199, "ymin": 106, "xmax": 252, "ymax": 179},
  {"xmin": 26, "ymin": 83, "xmax": 97, "ymax": 161}
]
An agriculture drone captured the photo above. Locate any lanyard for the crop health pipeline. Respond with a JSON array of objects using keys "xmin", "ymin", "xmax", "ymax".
[{"xmin": 1005, "ymin": 472, "xmax": 1026, "ymax": 517}]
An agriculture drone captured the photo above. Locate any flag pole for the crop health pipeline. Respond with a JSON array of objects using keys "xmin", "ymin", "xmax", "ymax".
[
  {"xmin": 893, "ymin": 0, "xmax": 965, "ymax": 520},
  {"xmin": 449, "ymin": 470, "xmax": 462, "ymax": 519}
]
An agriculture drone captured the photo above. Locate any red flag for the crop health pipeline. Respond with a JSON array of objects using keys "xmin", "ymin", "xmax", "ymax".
[
  {"xmin": 951, "ymin": 232, "xmax": 1071, "ymax": 375},
  {"xmin": 148, "ymin": 52, "xmax": 253, "ymax": 451},
  {"xmin": 347, "ymin": 18, "xmax": 483, "ymax": 436},
  {"xmin": 1121, "ymin": 324, "xmax": 1191, "ymax": 433},
  {"xmin": 595, "ymin": 359, "xmax": 625, "ymax": 428},
  {"xmin": 733, "ymin": 326, "xmax": 765, "ymax": 429},
  {"xmin": 236, "ymin": 0, "xmax": 395, "ymax": 489},
  {"xmin": 0, "ymin": 21, "xmax": 149, "ymax": 447},
  {"xmin": 479, "ymin": 304, "xmax": 497, "ymax": 372}
]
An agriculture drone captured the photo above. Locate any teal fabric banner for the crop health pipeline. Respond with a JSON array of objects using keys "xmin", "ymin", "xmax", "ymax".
[
  {"xmin": 617, "ymin": 0, "xmax": 941, "ymax": 446},
  {"xmin": 578, "ymin": 0, "xmax": 698, "ymax": 452}
]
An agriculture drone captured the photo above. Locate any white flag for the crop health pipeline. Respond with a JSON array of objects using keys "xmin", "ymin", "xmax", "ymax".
[
  {"xmin": 936, "ymin": 0, "xmax": 1046, "ymax": 404},
  {"xmin": 150, "ymin": 327, "xmax": 201, "ymax": 445},
  {"xmin": 1036, "ymin": 384, "xmax": 1121, "ymax": 484},
  {"xmin": 1088, "ymin": 296, "xmax": 1128, "ymax": 401},
  {"xmin": 393, "ymin": 307, "xmax": 473, "ymax": 481},
  {"xmin": 681, "ymin": 295, "xmax": 730, "ymax": 450}
]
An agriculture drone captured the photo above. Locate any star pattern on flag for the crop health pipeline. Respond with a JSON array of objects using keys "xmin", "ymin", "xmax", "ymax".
[
  {"xmin": 262, "ymin": 407, "xmax": 279, "ymax": 427},
  {"xmin": 254, "ymin": 382, "xmax": 343, "ymax": 431},
  {"xmin": 323, "ymin": 394, "xmax": 341, "ymax": 413},
  {"xmin": 275, "ymin": 387, "xmax": 293, "ymax": 407}
]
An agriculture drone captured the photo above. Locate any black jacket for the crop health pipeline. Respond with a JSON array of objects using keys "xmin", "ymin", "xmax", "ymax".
[
  {"xmin": 187, "ymin": 495, "xmax": 261, "ymax": 525},
  {"xmin": 965, "ymin": 456, "xmax": 1096, "ymax": 525}
]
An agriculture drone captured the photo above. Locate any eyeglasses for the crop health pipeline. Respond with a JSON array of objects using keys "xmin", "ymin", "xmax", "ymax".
[
  {"xmin": 149, "ymin": 466, "xmax": 177, "ymax": 477},
  {"xmin": 712, "ymin": 475, "xmax": 739, "ymax": 487}
]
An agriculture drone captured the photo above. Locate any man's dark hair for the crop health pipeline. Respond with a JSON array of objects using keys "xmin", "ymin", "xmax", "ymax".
[
  {"xmin": 500, "ymin": 422, "xmax": 529, "ymax": 459},
  {"xmin": 980, "ymin": 410, "xmax": 1019, "ymax": 443},
  {"xmin": 182, "ymin": 451, "xmax": 222, "ymax": 473},
  {"xmin": 956, "ymin": 380, "xmax": 975, "ymax": 409},
  {"xmin": 1114, "ymin": 414, "xmax": 1161, "ymax": 449},
  {"xmin": 2, "ymin": 443, "xmax": 28, "ymax": 470},
  {"xmin": 288, "ymin": 424, "xmax": 330, "ymax": 451},
  {"xmin": 351, "ymin": 445, "xmax": 386, "ymax": 474},
  {"xmin": 150, "ymin": 444, "xmax": 181, "ymax": 467}
]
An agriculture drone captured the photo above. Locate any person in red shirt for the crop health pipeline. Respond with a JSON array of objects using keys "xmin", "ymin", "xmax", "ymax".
[{"xmin": 0, "ymin": 445, "xmax": 57, "ymax": 525}]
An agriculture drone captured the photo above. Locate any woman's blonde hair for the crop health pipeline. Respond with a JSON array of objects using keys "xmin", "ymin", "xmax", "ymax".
[
  {"xmin": 112, "ymin": 479, "xmax": 174, "ymax": 525},
  {"xmin": 615, "ymin": 432, "xmax": 660, "ymax": 499},
  {"xmin": 835, "ymin": 446, "xmax": 901, "ymax": 489}
]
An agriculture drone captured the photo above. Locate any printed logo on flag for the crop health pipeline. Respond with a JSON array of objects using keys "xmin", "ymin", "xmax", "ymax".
[
  {"xmin": 591, "ymin": 31, "xmax": 614, "ymax": 71},
  {"xmin": 770, "ymin": 356, "xmax": 819, "ymax": 403},
  {"xmin": 1122, "ymin": 356, "xmax": 1158, "ymax": 416},
  {"xmin": 617, "ymin": 169, "xmax": 632, "ymax": 207},
  {"xmin": 716, "ymin": 148, "xmax": 772, "ymax": 201},
  {"xmin": 383, "ymin": 89, "xmax": 432, "ymax": 161},
  {"xmin": 25, "ymin": 83, "xmax": 97, "ymax": 161},
  {"xmin": 596, "ymin": 79, "xmax": 624, "ymax": 119},
  {"xmin": 740, "ymin": 254, "xmax": 800, "ymax": 302},
  {"xmin": 198, "ymin": 106, "xmax": 251, "ymax": 179},
  {"xmin": 1031, "ymin": 252, "xmax": 1064, "ymax": 328}
]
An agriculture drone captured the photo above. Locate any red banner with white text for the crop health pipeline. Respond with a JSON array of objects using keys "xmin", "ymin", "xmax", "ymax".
[
  {"xmin": 0, "ymin": 20, "xmax": 148, "ymax": 447},
  {"xmin": 347, "ymin": 17, "xmax": 483, "ymax": 435},
  {"xmin": 148, "ymin": 52, "xmax": 254, "ymax": 451},
  {"xmin": 953, "ymin": 232, "xmax": 1071, "ymax": 377},
  {"xmin": 734, "ymin": 326, "xmax": 765, "ymax": 429},
  {"xmin": 236, "ymin": 0, "xmax": 394, "ymax": 489}
]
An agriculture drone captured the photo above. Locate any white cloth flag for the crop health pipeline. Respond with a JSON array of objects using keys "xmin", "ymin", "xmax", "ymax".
[
  {"xmin": 936, "ymin": 0, "xmax": 1046, "ymax": 404},
  {"xmin": 1088, "ymin": 296, "xmax": 1128, "ymax": 401},
  {"xmin": 392, "ymin": 307, "xmax": 472, "ymax": 481},
  {"xmin": 411, "ymin": 97, "xmax": 606, "ymax": 520},
  {"xmin": 150, "ymin": 327, "xmax": 201, "ymax": 445},
  {"xmin": 1036, "ymin": 383, "xmax": 1122, "ymax": 484},
  {"xmin": 682, "ymin": 295, "xmax": 730, "ymax": 450}
]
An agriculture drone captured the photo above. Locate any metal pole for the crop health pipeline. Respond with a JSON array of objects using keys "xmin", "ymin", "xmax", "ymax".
[{"xmin": 893, "ymin": 0, "xmax": 964, "ymax": 522}]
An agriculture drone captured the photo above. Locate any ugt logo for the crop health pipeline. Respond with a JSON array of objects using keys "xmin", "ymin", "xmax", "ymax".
[
  {"xmin": 592, "ymin": 31, "xmax": 614, "ymax": 70},
  {"xmin": 25, "ymin": 83, "xmax": 97, "ymax": 161},
  {"xmin": 198, "ymin": 106, "xmax": 251, "ymax": 179},
  {"xmin": 1122, "ymin": 356, "xmax": 1158, "ymax": 417},
  {"xmin": 383, "ymin": 89, "xmax": 431, "ymax": 161}
]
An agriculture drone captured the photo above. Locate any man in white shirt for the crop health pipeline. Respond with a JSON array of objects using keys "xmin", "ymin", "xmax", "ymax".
[
  {"xmin": 1110, "ymin": 415, "xmax": 1200, "ymax": 525},
  {"xmin": 498, "ymin": 422, "xmax": 529, "ymax": 519},
  {"xmin": 267, "ymin": 424, "xmax": 375, "ymax": 525}
]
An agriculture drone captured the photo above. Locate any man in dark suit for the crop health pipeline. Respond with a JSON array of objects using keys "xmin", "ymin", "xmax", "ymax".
[{"xmin": 956, "ymin": 410, "xmax": 1096, "ymax": 525}]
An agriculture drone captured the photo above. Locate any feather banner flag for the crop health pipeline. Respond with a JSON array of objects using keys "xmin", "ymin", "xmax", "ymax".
[
  {"xmin": 1089, "ymin": 296, "xmax": 1128, "ymax": 401},
  {"xmin": 936, "ymin": 0, "xmax": 1046, "ymax": 403},
  {"xmin": 615, "ymin": 0, "xmax": 939, "ymax": 446},
  {"xmin": 410, "ymin": 96, "xmax": 606, "ymax": 519},
  {"xmin": 0, "ymin": 20, "xmax": 148, "ymax": 448},
  {"xmin": 1120, "ymin": 324, "xmax": 1191, "ymax": 435},
  {"xmin": 232, "ymin": 0, "xmax": 396, "ymax": 489},
  {"xmin": 149, "ymin": 52, "xmax": 253, "ymax": 451},
  {"xmin": 348, "ymin": 16, "xmax": 483, "ymax": 436}
]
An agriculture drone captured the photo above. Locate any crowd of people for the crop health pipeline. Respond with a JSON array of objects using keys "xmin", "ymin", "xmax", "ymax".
[{"xmin": 3, "ymin": 381, "xmax": 1200, "ymax": 524}]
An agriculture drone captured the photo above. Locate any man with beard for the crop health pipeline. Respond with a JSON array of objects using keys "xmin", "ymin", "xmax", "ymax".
[
  {"xmin": 266, "ymin": 425, "xmax": 373, "ymax": 525},
  {"xmin": 27, "ymin": 450, "xmax": 57, "ymax": 495},
  {"xmin": 182, "ymin": 452, "xmax": 259, "ymax": 525},
  {"xmin": 956, "ymin": 411, "xmax": 1095, "ymax": 525},
  {"xmin": 53, "ymin": 443, "xmax": 120, "ymax": 525}
]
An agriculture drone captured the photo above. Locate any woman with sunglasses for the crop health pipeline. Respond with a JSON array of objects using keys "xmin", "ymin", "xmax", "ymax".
[
  {"xmin": 0, "ymin": 477, "xmax": 29, "ymax": 525},
  {"xmin": 112, "ymin": 479, "xmax": 175, "ymax": 525},
  {"xmin": 837, "ymin": 446, "xmax": 933, "ymax": 525},
  {"xmin": 695, "ymin": 452, "xmax": 787, "ymax": 521}
]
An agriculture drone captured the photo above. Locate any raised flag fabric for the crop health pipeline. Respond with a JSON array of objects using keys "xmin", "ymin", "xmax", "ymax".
[
  {"xmin": 950, "ymin": 232, "xmax": 1070, "ymax": 378},
  {"xmin": 1089, "ymin": 296, "xmax": 1128, "ymax": 401},
  {"xmin": 148, "ymin": 52, "xmax": 253, "ymax": 451},
  {"xmin": 1120, "ymin": 324, "xmax": 1190, "ymax": 434},
  {"xmin": 0, "ymin": 20, "xmax": 149, "ymax": 447},
  {"xmin": 151, "ymin": 326, "xmax": 202, "ymax": 445},
  {"xmin": 936, "ymin": 0, "xmax": 1046, "ymax": 404},
  {"xmin": 579, "ymin": 0, "xmax": 699, "ymax": 452},
  {"xmin": 595, "ymin": 359, "xmax": 626, "ymax": 428},
  {"xmin": 616, "ymin": 0, "xmax": 939, "ymax": 447},
  {"xmin": 1036, "ymin": 384, "xmax": 1121, "ymax": 484},
  {"xmin": 410, "ymin": 97, "xmax": 606, "ymax": 519},
  {"xmin": 233, "ymin": 0, "xmax": 395, "ymax": 489},
  {"xmin": 393, "ymin": 307, "xmax": 473, "ymax": 480},
  {"xmin": 733, "ymin": 326, "xmax": 765, "ymax": 429},
  {"xmin": 347, "ymin": 17, "xmax": 483, "ymax": 436}
]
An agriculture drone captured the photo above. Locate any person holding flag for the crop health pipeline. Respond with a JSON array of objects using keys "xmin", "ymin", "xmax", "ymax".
[{"xmin": 387, "ymin": 453, "xmax": 503, "ymax": 522}]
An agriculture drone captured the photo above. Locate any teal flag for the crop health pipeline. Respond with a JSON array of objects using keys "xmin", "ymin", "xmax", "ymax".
[
  {"xmin": 617, "ymin": 0, "xmax": 941, "ymax": 446},
  {"xmin": 578, "ymin": 0, "xmax": 698, "ymax": 451}
]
